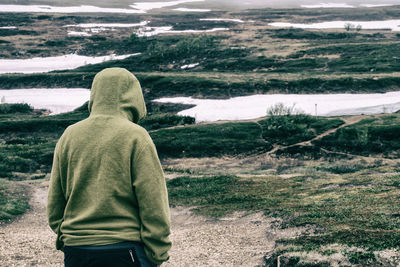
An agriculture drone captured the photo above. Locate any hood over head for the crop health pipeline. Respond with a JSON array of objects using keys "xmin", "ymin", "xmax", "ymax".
[{"xmin": 88, "ymin": 68, "xmax": 146, "ymax": 123}]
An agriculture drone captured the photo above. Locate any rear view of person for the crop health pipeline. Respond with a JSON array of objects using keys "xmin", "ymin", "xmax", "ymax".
[{"xmin": 47, "ymin": 68, "xmax": 171, "ymax": 267}]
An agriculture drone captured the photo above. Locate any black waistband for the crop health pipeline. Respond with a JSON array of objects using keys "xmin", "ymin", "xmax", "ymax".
[{"xmin": 65, "ymin": 241, "xmax": 142, "ymax": 251}]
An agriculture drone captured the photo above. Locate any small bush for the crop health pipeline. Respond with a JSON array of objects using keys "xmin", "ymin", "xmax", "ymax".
[
  {"xmin": 0, "ymin": 29, "xmax": 38, "ymax": 36},
  {"xmin": 260, "ymin": 114, "xmax": 315, "ymax": 146},
  {"xmin": 144, "ymin": 35, "xmax": 217, "ymax": 61},
  {"xmin": 140, "ymin": 113, "xmax": 194, "ymax": 130},
  {"xmin": 0, "ymin": 103, "xmax": 33, "ymax": 114},
  {"xmin": 267, "ymin": 102, "xmax": 303, "ymax": 116},
  {"xmin": 44, "ymin": 40, "xmax": 69, "ymax": 47},
  {"xmin": 346, "ymin": 250, "xmax": 376, "ymax": 265},
  {"xmin": 319, "ymin": 161, "xmax": 365, "ymax": 174}
]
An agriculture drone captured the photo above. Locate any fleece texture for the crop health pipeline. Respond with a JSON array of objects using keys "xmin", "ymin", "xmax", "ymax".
[{"xmin": 47, "ymin": 68, "xmax": 171, "ymax": 265}]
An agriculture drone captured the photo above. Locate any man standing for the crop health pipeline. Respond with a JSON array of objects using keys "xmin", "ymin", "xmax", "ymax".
[{"xmin": 47, "ymin": 68, "xmax": 171, "ymax": 267}]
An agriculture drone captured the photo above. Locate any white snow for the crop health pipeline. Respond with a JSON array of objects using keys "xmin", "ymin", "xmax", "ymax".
[
  {"xmin": 0, "ymin": 53, "xmax": 139, "ymax": 74},
  {"xmin": 173, "ymin": 8, "xmax": 211, "ymax": 12},
  {"xmin": 154, "ymin": 92, "xmax": 400, "ymax": 122},
  {"xmin": 301, "ymin": 3, "xmax": 355, "ymax": 8},
  {"xmin": 0, "ymin": 26, "xmax": 17, "ymax": 29},
  {"xmin": 130, "ymin": 0, "xmax": 204, "ymax": 12},
  {"xmin": 200, "ymin": 18, "xmax": 244, "ymax": 23},
  {"xmin": 181, "ymin": 63, "xmax": 200, "ymax": 69},
  {"xmin": 136, "ymin": 26, "xmax": 229, "ymax": 37},
  {"xmin": 0, "ymin": 4, "xmax": 145, "ymax": 13},
  {"xmin": 269, "ymin": 20, "xmax": 400, "ymax": 31},
  {"xmin": 136, "ymin": 26, "xmax": 173, "ymax": 37},
  {"xmin": 0, "ymin": 88, "xmax": 90, "ymax": 114},
  {"xmin": 0, "ymin": 2, "xmax": 209, "ymax": 14},
  {"xmin": 360, "ymin": 4, "xmax": 395, "ymax": 7},
  {"xmin": 64, "ymin": 22, "xmax": 150, "ymax": 34},
  {"xmin": 68, "ymin": 31, "xmax": 92, "ymax": 36},
  {"xmin": 64, "ymin": 21, "xmax": 150, "ymax": 28},
  {"xmin": 88, "ymin": 27, "xmax": 110, "ymax": 33}
]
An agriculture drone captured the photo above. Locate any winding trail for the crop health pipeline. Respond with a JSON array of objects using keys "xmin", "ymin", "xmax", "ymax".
[{"xmin": 0, "ymin": 181, "xmax": 308, "ymax": 266}]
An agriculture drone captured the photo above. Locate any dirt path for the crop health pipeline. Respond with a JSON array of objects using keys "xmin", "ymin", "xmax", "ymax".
[
  {"xmin": 0, "ymin": 181, "xmax": 63, "ymax": 267},
  {"xmin": 0, "ymin": 181, "xmax": 307, "ymax": 267}
]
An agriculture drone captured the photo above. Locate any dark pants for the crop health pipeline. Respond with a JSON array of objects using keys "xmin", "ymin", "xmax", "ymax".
[{"xmin": 64, "ymin": 242, "xmax": 157, "ymax": 267}]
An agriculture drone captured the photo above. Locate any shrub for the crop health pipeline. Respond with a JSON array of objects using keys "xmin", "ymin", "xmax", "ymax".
[
  {"xmin": 266, "ymin": 102, "xmax": 303, "ymax": 116},
  {"xmin": 0, "ymin": 29, "xmax": 38, "ymax": 36},
  {"xmin": 318, "ymin": 161, "xmax": 366, "ymax": 174},
  {"xmin": 151, "ymin": 122, "xmax": 270, "ymax": 158},
  {"xmin": 270, "ymin": 28, "xmax": 356, "ymax": 40},
  {"xmin": 0, "ymin": 103, "xmax": 33, "ymax": 114},
  {"xmin": 144, "ymin": 35, "xmax": 216, "ymax": 61},
  {"xmin": 140, "ymin": 113, "xmax": 194, "ymax": 130}
]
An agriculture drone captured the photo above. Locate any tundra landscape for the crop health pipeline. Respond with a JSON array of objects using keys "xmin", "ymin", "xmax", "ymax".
[{"xmin": 0, "ymin": 1, "xmax": 400, "ymax": 266}]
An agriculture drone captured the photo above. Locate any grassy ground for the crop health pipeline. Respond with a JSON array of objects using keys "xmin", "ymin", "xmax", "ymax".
[
  {"xmin": 314, "ymin": 114, "xmax": 400, "ymax": 158},
  {"xmin": 1, "ymin": 6, "xmax": 400, "ymax": 266},
  {"xmin": 166, "ymin": 158, "xmax": 400, "ymax": 266},
  {"xmin": 0, "ymin": 179, "xmax": 30, "ymax": 223},
  {"xmin": 1, "ymin": 8, "xmax": 400, "ymax": 97}
]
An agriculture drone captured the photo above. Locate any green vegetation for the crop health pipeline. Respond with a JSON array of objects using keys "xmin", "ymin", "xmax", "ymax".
[
  {"xmin": 0, "ymin": 106, "xmax": 346, "ymax": 177},
  {"xmin": 0, "ymin": 179, "xmax": 29, "ymax": 221},
  {"xmin": 141, "ymin": 113, "xmax": 194, "ymax": 130},
  {"xmin": 315, "ymin": 114, "xmax": 400, "ymax": 157},
  {"xmin": 0, "ymin": 103, "xmax": 33, "ymax": 114},
  {"xmin": 167, "ymin": 170, "xmax": 400, "ymax": 265},
  {"xmin": 258, "ymin": 105, "xmax": 344, "ymax": 146},
  {"xmin": 0, "ymin": 28, "xmax": 38, "ymax": 36},
  {"xmin": 1, "ymin": 73, "xmax": 399, "ymax": 98},
  {"xmin": 268, "ymin": 28, "xmax": 359, "ymax": 40},
  {"xmin": 289, "ymin": 43, "xmax": 400, "ymax": 73},
  {"xmin": 151, "ymin": 122, "xmax": 270, "ymax": 158}
]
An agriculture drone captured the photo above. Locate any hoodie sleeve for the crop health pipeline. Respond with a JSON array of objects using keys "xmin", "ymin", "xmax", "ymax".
[
  {"xmin": 47, "ymin": 141, "xmax": 67, "ymax": 250},
  {"xmin": 132, "ymin": 139, "xmax": 172, "ymax": 265}
]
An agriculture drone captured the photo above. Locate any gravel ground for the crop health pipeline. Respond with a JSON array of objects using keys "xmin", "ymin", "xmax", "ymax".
[
  {"xmin": 0, "ymin": 181, "xmax": 63, "ymax": 267},
  {"xmin": 0, "ymin": 181, "xmax": 306, "ymax": 266}
]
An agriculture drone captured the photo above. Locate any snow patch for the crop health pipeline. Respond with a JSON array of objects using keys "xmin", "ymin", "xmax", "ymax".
[
  {"xmin": 130, "ymin": 0, "xmax": 204, "ymax": 12},
  {"xmin": 136, "ymin": 26, "xmax": 229, "ymax": 37},
  {"xmin": 301, "ymin": 3, "xmax": 355, "ymax": 8},
  {"xmin": 0, "ymin": 26, "xmax": 17, "ymax": 29},
  {"xmin": 0, "ymin": 4, "xmax": 145, "ymax": 13},
  {"xmin": 173, "ymin": 8, "xmax": 211, "ymax": 12},
  {"xmin": 136, "ymin": 26, "xmax": 173, "ymax": 37},
  {"xmin": 64, "ymin": 21, "xmax": 150, "ymax": 28},
  {"xmin": 181, "ymin": 63, "xmax": 199, "ymax": 69},
  {"xmin": 200, "ymin": 18, "xmax": 244, "ymax": 23},
  {"xmin": 68, "ymin": 31, "xmax": 92, "ymax": 36},
  {"xmin": 0, "ymin": 53, "xmax": 139, "ymax": 74},
  {"xmin": 154, "ymin": 92, "xmax": 400, "ymax": 122},
  {"xmin": 269, "ymin": 20, "xmax": 400, "ymax": 31},
  {"xmin": 0, "ymin": 88, "xmax": 90, "ymax": 114},
  {"xmin": 360, "ymin": 4, "xmax": 395, "ymax": 7}
]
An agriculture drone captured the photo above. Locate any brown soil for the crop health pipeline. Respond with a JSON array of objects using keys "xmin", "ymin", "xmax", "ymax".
[{"xmin": 0, "ymin": 181, "xmax": 309, "ymax": 267}]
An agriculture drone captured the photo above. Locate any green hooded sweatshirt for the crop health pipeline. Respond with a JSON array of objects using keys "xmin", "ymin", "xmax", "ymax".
[{"xmin": 47, "ymin": 68, "xmax": 171, "ymax": 265}]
